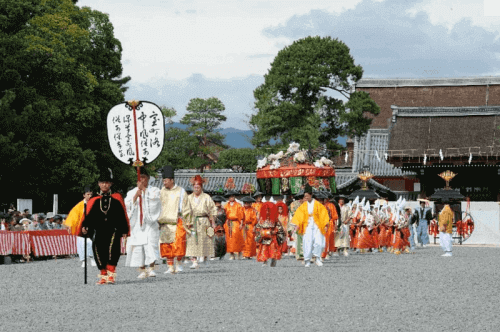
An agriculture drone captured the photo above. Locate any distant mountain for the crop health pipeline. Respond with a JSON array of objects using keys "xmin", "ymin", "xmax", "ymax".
[
  {"xmin": 219, "ymin": 127, "xmax": 253, "ymax": 148},
  {"xmin": 166, "ymin": 123, "xmax": 253, "ymax": 148},
  {"xmin": 165, "ymin": 123, "xmax": 346, "ymax": 149}
]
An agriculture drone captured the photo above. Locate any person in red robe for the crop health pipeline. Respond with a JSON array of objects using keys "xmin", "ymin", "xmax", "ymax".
[
  {"xmin": 255, "ymin": 202, "xmax": 285, "ymax": 267},
  {"xmin": 224, "ymin": 190, "xmax": 245, "ymax": 260}
]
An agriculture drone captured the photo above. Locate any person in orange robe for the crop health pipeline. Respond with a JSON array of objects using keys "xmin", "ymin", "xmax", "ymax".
[
  {"xmin": 388, "ymin": 205, "xmax": 400, "ymax": 253},
  {"xmin": 371, "ymin": 207, "xmax": 381, "ymax": 252},
  {"xmin": 392, "ymin": 207, "xmax": 412, "ymax": 254},
  {"xmin": 378, "ymin": 204, "xmax": 391, "ymax": 252},
  {"xmin": 252, "ymin": 192, "xmax": 264, "ymax": 255},
  {"xmin": 320, "ymin": 193, "xmax": 338, "ymax": 259},
  {"xmin": 158, "ymin": 165, "xmax": 192, "ymax": 274},
  {"xmin": 241, "ymin": 196, "xmax": 257, "ymax": 259},
  {"xmin": 224, "ymin": 190, "xmax": 245, "ymax": 260},
  {"xmin": 356, "ymin": 202, "xmax": 375, "ymax": 252},
  {"xmin": 350, "ymin": 205, "xmax": 362, "ymax": 250}
]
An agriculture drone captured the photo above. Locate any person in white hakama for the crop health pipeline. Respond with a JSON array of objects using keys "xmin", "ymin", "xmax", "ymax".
[
  {"xmin": 303, "ymin": 197, "xmax": 326, "ymax": 266},
  {"xmin": 291, "ymin": 185, "xmax": 329, "ymax": 268},
  {"xmin": 63, "ymin": 186, "xmax": 96, "ymax": 267},
  {"xmin": 125, "ymin": 168, "xmax": 162, "ymax": 279}
]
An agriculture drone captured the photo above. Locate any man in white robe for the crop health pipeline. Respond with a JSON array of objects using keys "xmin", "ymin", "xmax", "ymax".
[{"xmin": 125, "ymin": 168, "xmax": 162, "ymax": 279}]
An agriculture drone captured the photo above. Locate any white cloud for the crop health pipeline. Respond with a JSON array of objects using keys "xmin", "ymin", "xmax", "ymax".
[
  {"xmin": 484, "ymin": 0, "xmax": 500, "ymax": 17},
  {"xmin": 408, "ymin": 0, "xmax": 500, "ymax": 34},
  {"xmin": 77, "ymin": 0, "xmax": 363, "ymax": 82}
]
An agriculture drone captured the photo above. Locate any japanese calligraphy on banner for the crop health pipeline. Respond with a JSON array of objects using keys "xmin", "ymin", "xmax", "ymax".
[{"xmin": 107, "ymin": 101, "xmax": 165, "ymax": 164}]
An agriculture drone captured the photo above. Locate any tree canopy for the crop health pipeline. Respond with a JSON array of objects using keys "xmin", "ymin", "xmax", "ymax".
[
  {"xmin": 213, "ymin": 148, "xmax": 260, "ymax": 173},
  {"xmin": 0, "ymin": 0, "xmax": 131, "ymax": 212},
  {"xmin": 250, "ymin": 36, "xmax": 380, "ymax": 153},
  {"xmin": 180, "ymin": 97, "xmax": 228, "ymax": 171}
]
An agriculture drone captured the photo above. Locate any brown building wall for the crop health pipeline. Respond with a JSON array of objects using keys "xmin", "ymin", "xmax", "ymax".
[{"xmin": 358, "ymin": 85, "xmax": 500, "ymax": 129}]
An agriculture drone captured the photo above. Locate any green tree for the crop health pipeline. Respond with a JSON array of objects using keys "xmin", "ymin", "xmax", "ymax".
[
  {"xmin": 180, "ymin": 97, "xmax": 228, "ymax": 171},
  {"xmin": 214, "ymin": 148, "xmax": 260, "ymax": 173},
  {"xmin": 150, "ymin": 127, "xmax": 203, "ymax": 172},
  {"xmin": 250, "ymin": 36, "xmax": 380, "ymax": 153},
  {"xmin": 0, "ymin": 0, "xmax": 132, "ymax": 212}
]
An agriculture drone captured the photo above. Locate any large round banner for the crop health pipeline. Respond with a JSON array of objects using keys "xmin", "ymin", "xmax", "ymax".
[{"xmin": 107, "ymin": 101, "xmax": 165, "ymax": 165}]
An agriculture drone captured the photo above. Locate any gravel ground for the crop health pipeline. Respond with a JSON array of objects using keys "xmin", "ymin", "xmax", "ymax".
[{"xmin": 1, "ymin": 245, "xmax": 499, "ymax": 332}]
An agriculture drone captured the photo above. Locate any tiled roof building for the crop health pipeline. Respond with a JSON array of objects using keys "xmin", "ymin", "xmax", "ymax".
[{"xmin": 347, "ymin": 76, "xmax": 500, "ymax": 201}]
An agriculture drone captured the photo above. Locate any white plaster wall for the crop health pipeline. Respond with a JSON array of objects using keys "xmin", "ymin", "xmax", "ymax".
[{"xmin": 461, "ymin": 202, "xmax": 500, "ymax": 245}]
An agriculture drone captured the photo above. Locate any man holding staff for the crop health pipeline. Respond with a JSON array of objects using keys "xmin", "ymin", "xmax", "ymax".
[
  {"xmin": 124, "ymin": 167, "xmax": 162, "ymax": 279},
  {"xmin": 78, "ymin": 168, "xmax": 130, "ymax": 285}
]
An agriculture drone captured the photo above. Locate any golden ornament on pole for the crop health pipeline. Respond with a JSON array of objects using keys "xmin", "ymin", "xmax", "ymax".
[
  {"xmin": 127, "ymin": 99, "xmax": 140, "ymax": 108},
  {"xmin": 438, "ymin": 170, "xmax": 457, "ymax": 190},
  {"xmin": 358, "ymin": 170, "xmax": 374, "ymax": 190}
]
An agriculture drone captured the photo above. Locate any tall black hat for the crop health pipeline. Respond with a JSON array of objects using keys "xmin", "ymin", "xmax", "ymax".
[
  {"xmin": 161, "ymin": 165, "xmax": 174, "ymax": 179},
  {"xmin": 211, "ymin": 195, "xmax": 226, "ymax": 202},
  {"xmin": 98, "ymin": 167, "xmax": 113, "ymax": 182},
  {"xmin": 294, "ymin": 190, "xmax": 305, "ymax": 199},
  {"xmin": 225, "ymin": 190, "xmax": 239, "ymax": 197},
  {"xmin": 304, "ymin": 183, "xmax": 313, "ymax": 194},
  {"xmin": 335, "ymin": 194, "xmax": 348, "ymax": 200},
  {"xmin": 240, "ymin": 196, "xmax": 256, "ymax": 203},
  {"xmin": 314, "ymin": 192, "xmax": 326, "ymax": 199}
]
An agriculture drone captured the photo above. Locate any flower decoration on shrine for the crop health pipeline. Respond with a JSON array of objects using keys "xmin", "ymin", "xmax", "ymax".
[
  {"xmin": 270, "ymin": 160, "xmax": 281, "ymax": 170},
  {"xmin": 319, "ymin": 156, "xmax": 333, "ymax": 167},
  {"xmin": 224, "ymin": 177, "xmax": 236, "ymax": 190},
  {"xmin": 293, "ymin": 150, "xmax": 306, "ymax": 163},
  {"xmin": 307, "ymin": 176, "xmax": 316, "ymax": 187},
  {"xmin": 268, "ymin": 151, "xmax": 284, "ymax": 162},
  {"xmin": 286, "ymin": 142, "xmax": 300, "ymax": 154},
  {"xmin": 256, "ymin": 157, "xmax": 267, "ymax": 169},
  {"xmin": 241, "ymin": 183, "xmax": 256, "ymax": 195}
]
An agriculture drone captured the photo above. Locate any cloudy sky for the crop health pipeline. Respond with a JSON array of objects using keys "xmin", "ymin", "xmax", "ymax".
[{"xmin": 77, "ymin": 0, "xmax": 500, "ymax": 130}]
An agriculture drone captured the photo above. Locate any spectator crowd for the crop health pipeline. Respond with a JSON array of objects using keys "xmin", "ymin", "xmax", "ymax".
[{"xmin": 0, "ymin": 205, "xmax": 67, "ymax": 232}]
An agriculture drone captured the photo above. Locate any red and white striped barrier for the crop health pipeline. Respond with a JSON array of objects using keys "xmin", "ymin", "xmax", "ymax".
[
  {"xmin": 0, "ymin": 231, "xmax": 13, "ymax": 256},
  {"xmin": 28, "ymin": 230, "xmax": 77, "ymax": 257},
  {"xmin": 12, "ymin": 232, "xmax": 30, "ymax": 255},
  {"xmin": 121, "ymin": 237, "xmax": 126, "ymax": 255},
  {"xmin": 1, "ymin": 230, "xmax": 128, "ymax": 257}
]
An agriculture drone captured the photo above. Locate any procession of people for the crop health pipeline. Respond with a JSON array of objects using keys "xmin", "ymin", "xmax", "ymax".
[{"xmin": 36, "ymin": 162, "xmax": 458, "ymax": 286}]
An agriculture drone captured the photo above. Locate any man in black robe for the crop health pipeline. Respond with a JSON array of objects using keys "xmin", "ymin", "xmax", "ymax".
[{"xmin": 79, "ymin": 168, "xmax": 130, "ymax": 285}]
